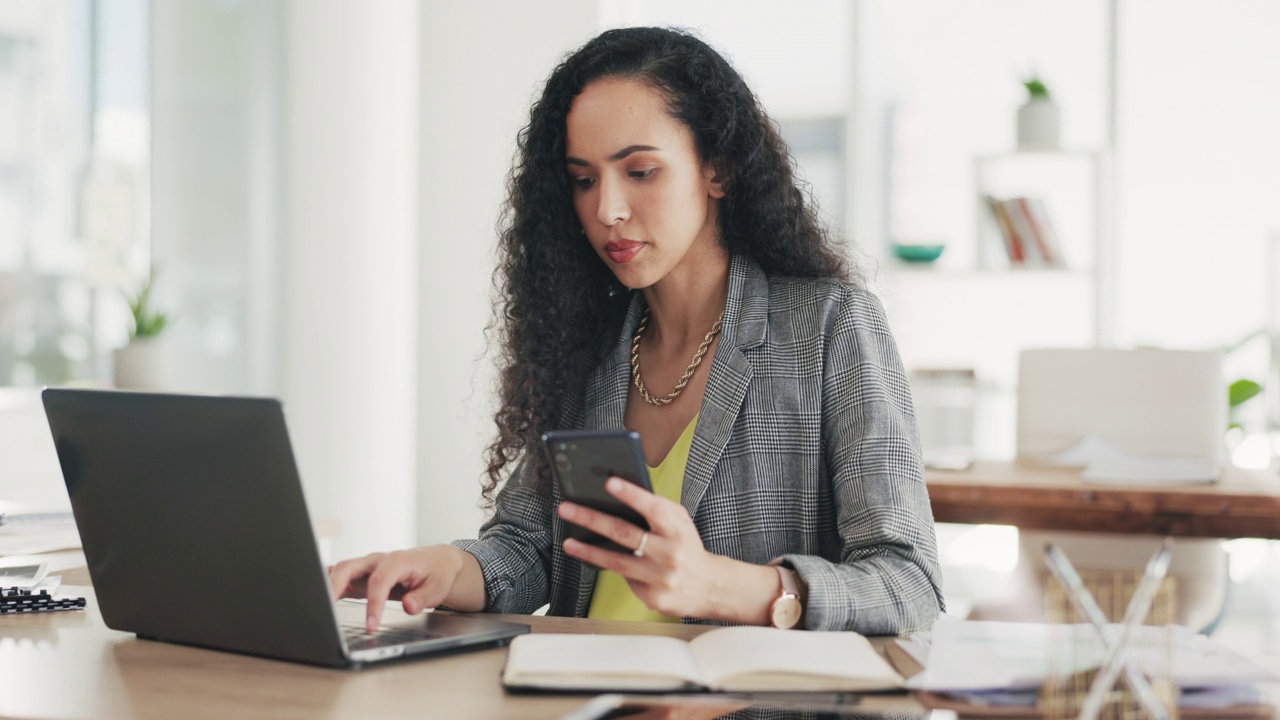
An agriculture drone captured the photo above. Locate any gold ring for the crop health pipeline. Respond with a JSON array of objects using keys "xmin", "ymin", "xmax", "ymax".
[{"xmin": 633, "ymin": 531, "xmax": 649, "ymax": 558}]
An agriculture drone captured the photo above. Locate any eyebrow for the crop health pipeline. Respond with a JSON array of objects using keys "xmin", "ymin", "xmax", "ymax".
[{"xmin": 566, "ymin": 145, "xmax": 662, "ymax": 167}]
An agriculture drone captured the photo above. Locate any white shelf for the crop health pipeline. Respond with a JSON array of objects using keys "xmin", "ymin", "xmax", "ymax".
[{"xmin": 887, "ymin": 263, "xmax": 1094, "ymax": 278}]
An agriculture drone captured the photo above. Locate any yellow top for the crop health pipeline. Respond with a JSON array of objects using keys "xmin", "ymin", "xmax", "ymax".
[{"xmin": 586, "ymin": 413, "xmax": 699, "ymax": 623}]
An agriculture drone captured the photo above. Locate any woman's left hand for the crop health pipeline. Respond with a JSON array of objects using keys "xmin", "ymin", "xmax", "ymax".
[{"xmin": 558, "ymin": 477, "xmax": 718, "ymax": 619}]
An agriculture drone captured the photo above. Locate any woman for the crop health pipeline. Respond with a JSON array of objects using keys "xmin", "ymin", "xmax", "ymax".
[{"xmin": 329, "ymin": 27, "xmax": 943, "ymax": 635}]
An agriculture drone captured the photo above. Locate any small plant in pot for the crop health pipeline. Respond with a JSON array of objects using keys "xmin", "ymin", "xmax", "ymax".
[
  {"xmin": 1017, "ymin": 73, "xmax": 1061, "ymax": 151},
  {"xmin": 113, "ymin": 269, "xmax": 172, "ymax": 390}
]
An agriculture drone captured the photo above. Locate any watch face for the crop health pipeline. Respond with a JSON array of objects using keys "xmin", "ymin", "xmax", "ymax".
[{"xmin": 772, "ymin": 596, "xmax": 802, "ymax": 629}]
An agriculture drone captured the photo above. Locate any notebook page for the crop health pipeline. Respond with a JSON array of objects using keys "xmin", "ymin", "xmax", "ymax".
[
  {"xmin": 689, "ymin": 626, "xmax": 902, "ymax": 691},
  {"xmin": 503, "ymin": 634, "xmax": 703, "ymax": 689}
]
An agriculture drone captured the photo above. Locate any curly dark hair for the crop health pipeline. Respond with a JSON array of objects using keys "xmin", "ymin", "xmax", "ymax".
[{"xmin": 482, "ymin": 26, "xmax": 852, "ymax": 505}]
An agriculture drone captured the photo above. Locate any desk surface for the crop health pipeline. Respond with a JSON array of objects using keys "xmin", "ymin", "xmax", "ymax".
[
  {"xmin": 927, "ymin": 460, "xmax": 1280, "ymax": 539},
  {"xmin": 0, "ymin": 587, "xmax": 923, "ymax": 720}
]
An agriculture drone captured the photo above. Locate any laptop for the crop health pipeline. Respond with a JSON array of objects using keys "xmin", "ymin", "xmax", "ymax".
[{"xmin": 40, "ymin": 387, "xmax": 529, "ymax": 668}]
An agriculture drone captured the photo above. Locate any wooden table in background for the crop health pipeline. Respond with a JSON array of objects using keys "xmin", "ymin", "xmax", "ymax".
[{"xmin": 926, "ymin": 460, "xmax": 1280, "ymax": 539}]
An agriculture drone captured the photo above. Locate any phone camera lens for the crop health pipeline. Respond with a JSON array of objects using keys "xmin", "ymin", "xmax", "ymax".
[{"xmin": 554, "ymin": 453, "xmax": 572, "ymax": 474}]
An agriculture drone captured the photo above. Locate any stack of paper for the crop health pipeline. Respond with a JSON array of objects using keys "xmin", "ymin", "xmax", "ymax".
[
  {"xmin": 1037, "ymin": 435, "xmax": 1219, "ymax": 485},
  {"xmin": 0, "ymin": 503, "xmax": 80, "ymax": 556},
  {"xmin": 0, "ymin": 560, "xmax": 48, "ymax": 588},
  {"xmin": 903, "ymin": 617, "xmax": 1274, "ymax": 713}
]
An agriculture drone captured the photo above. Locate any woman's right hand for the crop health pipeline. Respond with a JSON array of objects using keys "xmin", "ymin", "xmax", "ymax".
[{"xmin": 328, "ymin": 544, "xmax": 486, "ymax": 632}]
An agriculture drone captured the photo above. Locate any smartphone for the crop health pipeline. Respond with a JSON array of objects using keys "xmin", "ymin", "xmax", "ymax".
[{"xmin": 541, "ymin": 429, "xmax": 652, "ymax": 554}]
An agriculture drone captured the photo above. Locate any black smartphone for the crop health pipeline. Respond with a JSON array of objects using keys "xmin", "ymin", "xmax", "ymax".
[{"xmin": 541, "ymin": 429, "xmax": 652, "ymax": 554}]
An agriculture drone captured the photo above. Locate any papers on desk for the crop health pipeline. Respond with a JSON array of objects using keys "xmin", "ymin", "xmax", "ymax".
[
  {"xmin": 903, "ymin": 617, "xmax": 1275, "ymax": 712},
  {"xmin": 0, "ymin": 560, "xmax": 48, "ymax": 588},
  {"xmin": 0, "ymin": 504, "xmax": 80, "ymax": 556},
  {"xmin": 0, "ymin": 528, "xmax": 81, "ymax": 556},
  {"xmin": 1036, "ymin": 434, "xmax": 1219, "ymax": 485}
]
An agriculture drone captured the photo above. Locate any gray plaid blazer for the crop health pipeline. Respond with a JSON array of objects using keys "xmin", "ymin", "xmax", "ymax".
[{"xmin": 454, "ymin": 254, "xmax": 943, "ymax": 634}]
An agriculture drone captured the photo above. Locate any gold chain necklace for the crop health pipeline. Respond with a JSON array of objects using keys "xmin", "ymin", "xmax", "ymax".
[{"xmin": 630, "ymin": 307, "xmax": 724, "ymax": 407}]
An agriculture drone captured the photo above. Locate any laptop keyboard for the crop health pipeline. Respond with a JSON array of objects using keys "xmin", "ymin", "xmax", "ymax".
[{"xmin": 342, "ymin": 624, "xmax": 443, "ymax": 651}]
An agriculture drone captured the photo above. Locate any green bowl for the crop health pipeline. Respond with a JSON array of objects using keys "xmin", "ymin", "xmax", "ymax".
[{"xmin": 892, "ymin": 243, "xmax": 945, "ymax": 263}]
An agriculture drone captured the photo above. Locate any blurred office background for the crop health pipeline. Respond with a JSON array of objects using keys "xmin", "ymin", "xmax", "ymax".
[{"xmin": 2, "ymin": 0, "xmax": 1279, "ymax": 640}]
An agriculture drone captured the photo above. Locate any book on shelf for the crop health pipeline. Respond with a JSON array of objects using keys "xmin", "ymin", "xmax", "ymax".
[
  {"xmin": 983, "ymin": 195, "xmax": 1066, "ymax": 268},
  {"xmin": 501, "ymin": 626, "xmax": 904, "ymax": 693},
  {"xmin": 984, "ymin": 195, "xmax": 1023, "ymax": 263},
  {"xmin": 1018, "ymin": 197, "xmax": 1066, "ymax": 267}
]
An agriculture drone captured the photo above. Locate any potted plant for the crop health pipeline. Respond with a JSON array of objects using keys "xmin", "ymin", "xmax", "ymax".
[
  {"xmin": 1017, "ymin": 74, "xmax": 1061, "ymax": 151},
  {"xmin": 1229, "ymin": 378, "xmax": 1263, "ymax": 431},
  {"xmin": 113, "ymin": 269, "xmax": 171, "ymax": 389}
]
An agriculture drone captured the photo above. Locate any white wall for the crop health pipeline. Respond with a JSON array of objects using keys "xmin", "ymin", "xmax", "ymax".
[
  {"xmin": 0, "ymin": 388, "xmax": 70, "ymax": 511},
  {"xmin": 600, "ymin": 0, "xmax": 853, "ymax": 120},
  {"xmin": 282, "ymin": 0, "xmax": 420, "ymax": 559},
  {"xmin": 1115, "ymin": 0, "xmax": 1280, "ymax": 351},
  {"xmin": 151, "ymin": 0, "xmax": 269, "ymax": 395},
  {"xmin": 416, "ymin": 2, "xmax": 599, "ymax": 544}
]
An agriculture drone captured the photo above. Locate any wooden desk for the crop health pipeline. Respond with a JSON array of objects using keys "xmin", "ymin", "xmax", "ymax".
[
  {"xmin": 0, "ymin": 587, "xmax": 923, "ymax": 720},
  {"xmin": 927, "ymin": 460, "xmax": 1280, "ymax": 539}
]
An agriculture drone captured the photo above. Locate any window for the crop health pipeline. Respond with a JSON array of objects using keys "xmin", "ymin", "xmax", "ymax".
[{"xmin": 0, "ymin": 0, "xmax": 149, "ymax": 386}]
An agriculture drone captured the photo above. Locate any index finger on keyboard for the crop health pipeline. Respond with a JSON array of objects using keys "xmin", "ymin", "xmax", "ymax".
[{"xmin": 363, "ymin": 562, "xmax": 411, "ymax": 633}]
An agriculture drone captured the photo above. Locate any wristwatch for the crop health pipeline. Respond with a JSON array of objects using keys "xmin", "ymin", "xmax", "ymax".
[{"xmin": 769, "ymin": 566, "xmax": 803, "ymax": 629}]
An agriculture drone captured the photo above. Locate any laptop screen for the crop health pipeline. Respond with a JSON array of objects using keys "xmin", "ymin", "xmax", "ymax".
[{"xmin": 42, "ymin": 388, "xmax": 348, "ymax": 666}]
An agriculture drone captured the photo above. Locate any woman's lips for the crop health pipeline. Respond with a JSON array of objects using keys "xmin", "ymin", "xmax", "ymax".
[{"xmin": 604, "ymin": 240, "xmax": 645, "ymax": 264}]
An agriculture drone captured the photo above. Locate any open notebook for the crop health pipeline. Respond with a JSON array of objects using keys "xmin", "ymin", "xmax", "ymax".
[{"xmin": 502, "ymin": 626, "xmax": 903, "ymax": 693}]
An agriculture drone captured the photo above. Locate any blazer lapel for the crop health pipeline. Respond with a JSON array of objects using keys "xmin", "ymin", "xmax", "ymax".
[
  {"xmin": 571, "ymin": 259, "xmax": 768, "ymax": 609},
  {"xmin": 682, "ymin": 255, "xmax": 768, "ymax": 517}
]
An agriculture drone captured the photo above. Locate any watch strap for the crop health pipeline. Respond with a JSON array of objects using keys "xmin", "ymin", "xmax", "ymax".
[
  {"xmin": 770, "ymin": 566, "xmax": 803, "ymax": 629},
  {"xmin": 776, "ymin": 565, "xmax": 800, "ymax": 597}
]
